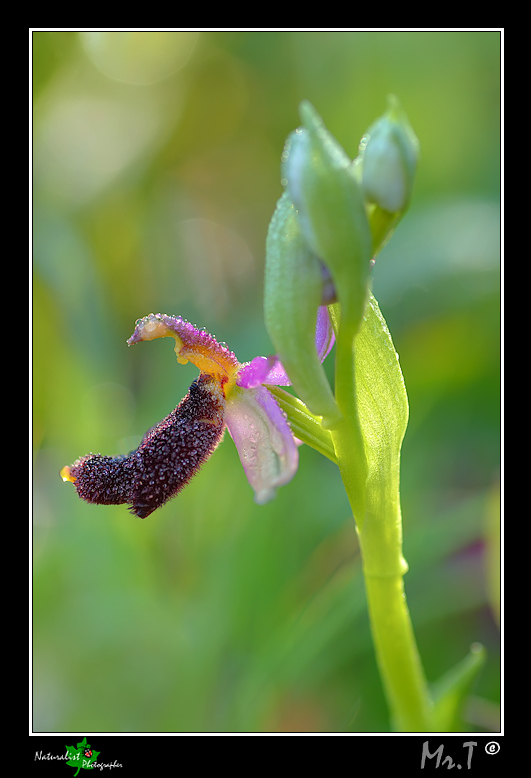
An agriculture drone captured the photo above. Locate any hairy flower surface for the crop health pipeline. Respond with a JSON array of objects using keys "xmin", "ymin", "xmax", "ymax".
[{"xmin": 61, "ymin": 309, "xmax": 334, "ymax": 517}]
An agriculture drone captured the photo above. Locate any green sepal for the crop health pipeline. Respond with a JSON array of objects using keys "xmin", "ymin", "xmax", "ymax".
[
  {"xmin": 282, "ymin": 100, "xmax": 373, "ymax": 340},
  {"xmin": 264, "ymin": 190, "xmax": 341, "ymax": 428},
  {"xmin": 430, "ymin": 643, "xmax": 486, "ymax": 732}
]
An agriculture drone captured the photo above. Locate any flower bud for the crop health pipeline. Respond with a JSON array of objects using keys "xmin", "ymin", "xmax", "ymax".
[
  {"xmin": 360, "ymin": 95, "xmax": 419, "ymax": 215},
  {"xmin": 281, "ymin": 101, "xmax": 372, "ymax": 339}
]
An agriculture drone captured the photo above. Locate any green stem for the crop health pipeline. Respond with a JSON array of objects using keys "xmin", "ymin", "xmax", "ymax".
[
  {"xmin": 330, "ymin": 303, "xmax": 433, "ymax": 731},
  {"xmin": 362, "ymin": 571, "xmax": 433, "ymax": 731},
  {"xmin": 363, "ymin": 481, "xmax": 434, "ymax": 730},
  {"xmin": 332, "ymin": 318, "xmax": 368, "ymax": 525},
  {"xmin": 334, "ymin": 424, "xmax": 433, "ymax": 730},
  {"xmin": 348, "ymin": 438, "xmax": 435, "ymax": 731}
]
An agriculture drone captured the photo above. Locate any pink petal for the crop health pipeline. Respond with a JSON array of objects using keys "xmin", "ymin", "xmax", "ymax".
[
  {"xmin": 237, "ymin": 356, "xmax": 291, "ymax": 389},
  {"xmin": 315, "ymin": 305, "xmax": 335, "ymax": 361},
  {"xmin": 224, "ymin": 385, "xmax": 298, "ymax": 504}
]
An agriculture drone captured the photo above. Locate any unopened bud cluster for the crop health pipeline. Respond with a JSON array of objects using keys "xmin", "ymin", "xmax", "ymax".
[{"xmin": 264, "ymin": 96, "xmax": 419, "ymax": 425}]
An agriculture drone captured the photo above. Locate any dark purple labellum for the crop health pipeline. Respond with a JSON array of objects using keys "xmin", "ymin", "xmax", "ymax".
[{"xmin": 64, "ymin": 374, "xmax": 226, "ymax": 518}]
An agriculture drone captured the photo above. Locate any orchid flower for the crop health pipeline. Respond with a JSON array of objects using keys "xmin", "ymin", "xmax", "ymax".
[{"xmin": 60, "ymin": 307, "xmax": 334, "ymax": 518}]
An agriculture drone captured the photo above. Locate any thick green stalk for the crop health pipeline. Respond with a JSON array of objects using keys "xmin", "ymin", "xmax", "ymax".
[
  {"xmin": 332, "ymin": 317, "xmax": 368, "ymax": 525},
  {"xmin": 362, "ymin": 571, "xmax": 433, "ymax": 731},
  {"xmin": 356, "ymin": 481, "xmax": 433, "ymax": 731},
  {"xmin": 332, "ymin": 402, "xmax": 432, "ymax": 730},
  {"xmin": 330, "ymin": 296, "xmax": 434, "ymax": 731}
]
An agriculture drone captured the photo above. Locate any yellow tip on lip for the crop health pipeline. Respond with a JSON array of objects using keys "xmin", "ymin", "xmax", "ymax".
[
  {"xmin": 60, "ymin": 465, "xmax": 76, "ymax": 483},
  {"xmin": 139, "ymin": 319, "xmax": 176, "ymax": 342}
]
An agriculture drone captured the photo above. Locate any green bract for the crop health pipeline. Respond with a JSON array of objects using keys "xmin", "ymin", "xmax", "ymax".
[{"xmin": 349, "ymin": 293, "xmax": 409, "ymax": 555}]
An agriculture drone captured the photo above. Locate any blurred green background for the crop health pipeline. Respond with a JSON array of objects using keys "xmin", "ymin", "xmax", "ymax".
[{"xmin": 33, "ymin": 30, "xmax": 500, "ymax": 733}]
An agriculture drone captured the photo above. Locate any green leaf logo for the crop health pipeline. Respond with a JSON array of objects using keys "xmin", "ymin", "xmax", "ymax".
[{"xmin": 65, "ymin": 737, "xmax": 100, "ymax": 776}]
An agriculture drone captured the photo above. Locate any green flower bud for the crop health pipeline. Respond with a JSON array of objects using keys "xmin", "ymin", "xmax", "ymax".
[
  {"xmin": 359, "ymin": 95, "xmax": 419, "ymax": 216},
  {"xmin": 281, "ymin": 100, "xmax": 373, "ymax": 339}
]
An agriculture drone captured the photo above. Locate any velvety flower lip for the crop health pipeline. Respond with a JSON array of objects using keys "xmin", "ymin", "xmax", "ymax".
[
  {"xmin": 61, "ymin": 374, "xmax": 226, "ymax": 518},
  {"xmin": 61, "ymin": 308, "xmax": 334, "ymax": 515}
]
